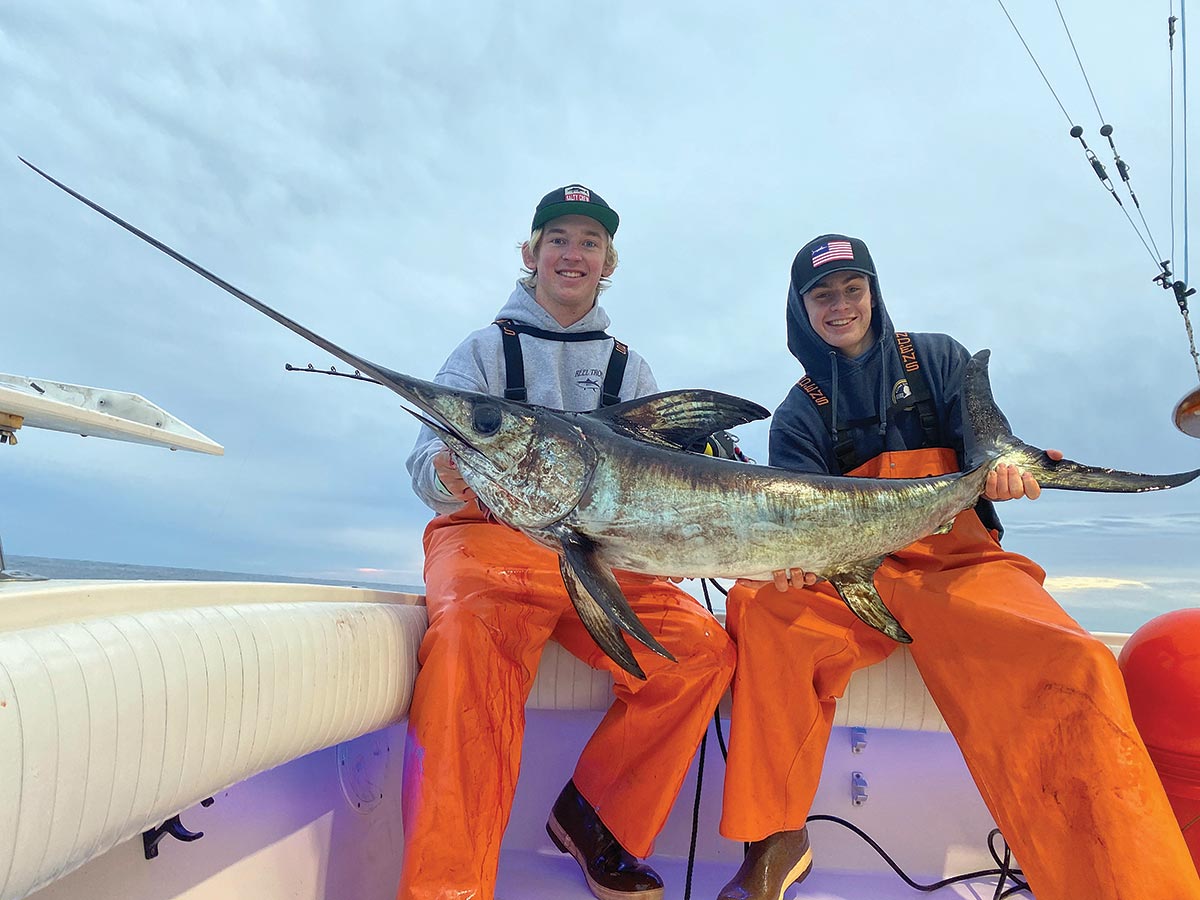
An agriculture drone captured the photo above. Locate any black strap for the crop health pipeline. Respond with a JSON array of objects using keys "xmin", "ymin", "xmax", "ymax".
[
  {"xmin": 888, "ymin": 332, "xmax": 939, "ymax": 450},
  {"xmin": 795, "ymin": 374, "xmax": 860, "ymax": 472},
  {"xmin": 496, "ymin": 321, "xmax": 529, "ymax": 401},
  {"xmin": 798, "ymin": 332, "xmax": 940, "ymax": 474},
  {"xmin": 495, "ymin": 319, "xmax": 611, "ymax": 342},
  {"xmin": 495, "ymin": 319, "xmax": 628, "ymax": 408},
  {"xmin": 601, "ymin": 340, "xmax": 628, "ymax": 408}
]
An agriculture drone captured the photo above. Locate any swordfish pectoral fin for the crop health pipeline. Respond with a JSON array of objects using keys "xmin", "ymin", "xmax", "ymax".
[
  {"xmin": 553, "ymin": 528, "xmax": 677, "ymax": 671},
  {"xmin": 826, "ymin": 558, "xmax": 912, "ymax": 644},
  {"xmin": 557, "ymin": 552, "xmax": 647, "ymax": 681}
]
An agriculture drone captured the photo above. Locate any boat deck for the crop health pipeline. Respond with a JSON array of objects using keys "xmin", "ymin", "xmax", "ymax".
[
  {"xmin": 3, "ymin": 580, "xmax": 1071, "ymax": 900},
  {"xmin": 28, "ymin": 712, "xmax": 1019, "ymax": 900}
]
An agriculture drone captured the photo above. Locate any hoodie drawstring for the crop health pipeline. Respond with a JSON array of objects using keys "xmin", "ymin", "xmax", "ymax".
[
  {"xmin": 828, "ymin": 350, "xmax": 840, "ymax": 439},
  {"xmin": 877, "ymin": 369, "xmax": 890, "ymax": 439},
  {"xmin": 828, "ymin": 347, "xmax": 891, "ymax": 450}
]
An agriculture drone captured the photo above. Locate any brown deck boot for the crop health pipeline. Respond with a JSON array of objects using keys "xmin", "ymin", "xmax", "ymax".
[
  {"xmin": 716, "ymin": 827, "xmax": 812, "ymax": 900},
  {"xmin": 546, "ymin": 780, "xmax": 665, "ymax": 900}
]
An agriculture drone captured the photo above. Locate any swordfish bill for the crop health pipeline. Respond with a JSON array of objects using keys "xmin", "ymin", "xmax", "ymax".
[{"xmin": 25, "ymin": 158, "xmax": 1200, "ymax": 673}]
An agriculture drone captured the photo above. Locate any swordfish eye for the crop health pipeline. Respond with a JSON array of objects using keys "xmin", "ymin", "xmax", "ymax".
[{"xmin": 471, "ymin": 400, "xmax": 503, "ymax": 436}]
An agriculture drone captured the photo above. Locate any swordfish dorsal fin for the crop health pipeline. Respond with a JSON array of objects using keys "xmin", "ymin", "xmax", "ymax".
[
  {"xmin": 589, "ymin": 389, "xmax": 770, "ymax": 450},
  {"xmin": 551, "ymin": 526, "xmax": 677, "ymax": 680},
  {"xmin": 826, "ymin": 557, "xmax": 913, "ymax": 643}
]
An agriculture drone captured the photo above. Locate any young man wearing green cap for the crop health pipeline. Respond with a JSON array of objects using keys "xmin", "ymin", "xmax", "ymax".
[{"xmin": 398, "ymin": 185, "xmax": 735, "ymax": 900}]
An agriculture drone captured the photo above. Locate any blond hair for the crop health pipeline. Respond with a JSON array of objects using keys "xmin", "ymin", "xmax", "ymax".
[{"xmin": 519, "ymin": 226, "xmax": 619, "ymax": 296}]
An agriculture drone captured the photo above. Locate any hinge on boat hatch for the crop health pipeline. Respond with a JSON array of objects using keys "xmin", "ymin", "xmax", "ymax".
[
  {"xmin": 850, "ymin": 772, "xmax": 869, "ymax": 806},
  {"xmin": 143, "ymin": 797, "xmax": 214, "ymax": 859},
  {"xmin": 850, "ymin": 726, "xmax": 867, "ymax": 753}
]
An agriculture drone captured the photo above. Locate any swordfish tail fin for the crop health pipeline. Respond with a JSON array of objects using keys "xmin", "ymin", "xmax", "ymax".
[
  {"xmin": 997, "ymin": 441, "xmax": 1200, "ymax": 493},
  {"xmin": 964, "ymin": 349, "xmax": 1200, "ymax": 493}
]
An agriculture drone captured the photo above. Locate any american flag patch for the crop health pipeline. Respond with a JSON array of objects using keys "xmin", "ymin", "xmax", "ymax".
[
  {"xmin": 564, "ymin": 186, "xmax": 590, "ymax": 202},
  {"xmin": 811, "ymin": 240, "xmax": 854, "ymax": 267}
]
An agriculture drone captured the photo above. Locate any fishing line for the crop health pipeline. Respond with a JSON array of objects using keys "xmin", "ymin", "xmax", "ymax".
[
  {"xmin": 1053, "ymin": 0, "xmax": 1166, "ymax": 264},
  {"xmin": 1170, "ymin": 1, "xmax": 1200, "ymax": 383},
  {"xmin": 1172, "ymin": 3, "xmax": 1179, "ymax": 270},
  {"xmin": 804, "ymin": 816, "xmax": 1029, "ymax": 897},
  {"xmin": 995, "ymin": 0, "xmax": 1166, "ymax": 270},
  {"xmin": 997, "ymin": 1, "xmax": 1200, "ymax": 425},
  {"xmin": 1055, "ymin": 0, "xmax": 1168, "ymax": 265},
  {"xmin": 682, "ymin": 730, "xmax": 707, "ymax": 900},
  {"xmin": 1183, "ymin": 0, "xmax": 1192, "ymax": 285},
  {"xmin": 1054, "ymin": 0, "xmax": 1105, "ymax": 122},
  {"xmin": 995, "ymin": 0, "xmax": 1074, "ymax": 125},
  {"xmin": 696, "ymin": 578, "xmax": 744, "ymax": 856}
]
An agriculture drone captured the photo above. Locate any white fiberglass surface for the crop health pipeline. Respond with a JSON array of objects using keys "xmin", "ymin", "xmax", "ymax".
[{"xmin": 26, "ymin": 710, "xmax": 1012, "ymax": 900}]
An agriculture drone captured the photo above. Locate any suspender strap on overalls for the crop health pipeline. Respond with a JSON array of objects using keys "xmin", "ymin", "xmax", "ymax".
[{"xmin": 494, "ymin": 319, "xmax": 629, "ymax": 408}]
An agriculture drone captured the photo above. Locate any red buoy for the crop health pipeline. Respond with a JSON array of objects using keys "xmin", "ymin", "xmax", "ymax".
[{"xmin": 1119, "ymin": 608, "xmax": 1200, "ymax": 874}]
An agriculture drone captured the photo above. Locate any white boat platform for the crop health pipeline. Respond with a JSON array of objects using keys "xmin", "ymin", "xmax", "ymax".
[{"xmin": 3, "ymin": 577, "xmax": 1124, "ymax": 899}]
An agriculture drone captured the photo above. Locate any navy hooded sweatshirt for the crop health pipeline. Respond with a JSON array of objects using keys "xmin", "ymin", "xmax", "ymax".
[{"xmin": 770, "ymin": 257, "xmax": 1005, "ymax": 536}]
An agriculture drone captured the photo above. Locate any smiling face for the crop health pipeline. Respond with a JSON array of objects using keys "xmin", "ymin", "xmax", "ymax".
[
  {"xmin": 801, "ymin": 270, "xmax": 875, "ymax": 358},
  {"xmin": 521, "ymin": 214, "xmax": 615, "ymax": 326}
]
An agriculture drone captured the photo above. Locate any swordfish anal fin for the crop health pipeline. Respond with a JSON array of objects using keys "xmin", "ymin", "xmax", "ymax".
[
  {"xmin": 557, "ymin": 555, "xmax": 644, "ymax": 681},
  {"xmin": 553, "ymin": 527, "xmax": 676, "ymax": 680},
  {"xmin": 589, "ymin": 390, "xmax": 769, "ymax": 450},
  {"xmin": 826, "ymin": 558, "xmax": 912, "ymax": 644}
]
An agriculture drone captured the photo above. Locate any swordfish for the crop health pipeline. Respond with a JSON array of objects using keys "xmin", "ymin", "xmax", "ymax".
[{"xmin": 23, "ymin": 158, "xmax": 1200, "ymax": 678}]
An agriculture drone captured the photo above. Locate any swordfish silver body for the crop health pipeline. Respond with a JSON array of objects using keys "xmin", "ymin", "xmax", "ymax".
[{"xmin": 565, "ymin": 431, "xmax": 988, "ymax": 580}]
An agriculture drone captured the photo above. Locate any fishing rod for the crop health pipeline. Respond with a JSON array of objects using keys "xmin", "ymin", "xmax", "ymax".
[
  {"xmin": 284, "ymin": 362, "xmax": 382, "ymax": 385},
  {"xmin": 996, "ymin": 0, "xmax": 1200, "ymax": 438}
]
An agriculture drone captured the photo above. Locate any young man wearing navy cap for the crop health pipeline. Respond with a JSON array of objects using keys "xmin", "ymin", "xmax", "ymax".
[
  {"xmin": 713, "ymin": 234, "xmax": 1200, "ymax": 900},
  {"xmin": 398, "ymin": 186, "xmax": 735, "ymax": 900}
]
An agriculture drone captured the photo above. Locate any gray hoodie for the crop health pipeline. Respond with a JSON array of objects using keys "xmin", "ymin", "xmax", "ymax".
[{"xmin": 406, "ymin": 282, "xmax": 658, "ymax": 513}]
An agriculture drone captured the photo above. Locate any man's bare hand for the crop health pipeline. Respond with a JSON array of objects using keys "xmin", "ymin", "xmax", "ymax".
[
  {"xmin": 985, "ymin": 449, "xmax": 1063, "ymax": 502},
  {"xmin": 433, "ymin": 449, "xmax": 474, "ymax": 501},
  {"xmin": 736, "ymin": 568, "xmax": 818, "ymax": 593}
]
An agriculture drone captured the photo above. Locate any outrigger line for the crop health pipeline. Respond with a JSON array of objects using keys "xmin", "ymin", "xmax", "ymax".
[
  {"xmin": 995, "ymin": 1, "xmax": 1200, "ymax": 435},
  {"xmin": 995, "ymin": 0, "xmax": 1166, "ymax": 268}
]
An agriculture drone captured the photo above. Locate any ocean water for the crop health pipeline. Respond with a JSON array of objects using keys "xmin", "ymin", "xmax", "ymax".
[
  {"xmin": 6, "ymin": 555, "xmax": 1195, "ymax": 638},
  {"xmin": 4, "ymin": 555, "xmax": 424, "ymax": 595}
]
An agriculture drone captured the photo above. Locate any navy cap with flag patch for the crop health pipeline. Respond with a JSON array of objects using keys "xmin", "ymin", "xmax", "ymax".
[
  {"xmin": 531, "ymin": 185, "xmax": 619, "ymax": 237},
  {"xmin": 791, "ymin": 234, "xmax": 876, "ymax": 296}
]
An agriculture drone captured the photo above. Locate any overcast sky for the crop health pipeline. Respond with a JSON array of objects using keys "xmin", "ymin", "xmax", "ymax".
[{"xmin": 3, "ymin": 1, "xmax": 1198, "ymax": 630}]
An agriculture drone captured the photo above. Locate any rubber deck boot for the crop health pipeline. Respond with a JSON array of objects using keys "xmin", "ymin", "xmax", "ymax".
[
  {"xmin": 546, "ymin": 780, "xmax": 665, "ymax": 900},
  {"xmin": 716, "ymin": 827, "xmax": 813, "ymax": 900}
]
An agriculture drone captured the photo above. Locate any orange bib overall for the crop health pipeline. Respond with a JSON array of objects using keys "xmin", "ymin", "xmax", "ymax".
[
  {"xmin": 398, "ymin": 504, "xmax": 736, "ymax": 900},
  {"xmin": 720, "ymin": 448, "xmax": 1200, "ymax": 900}
]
